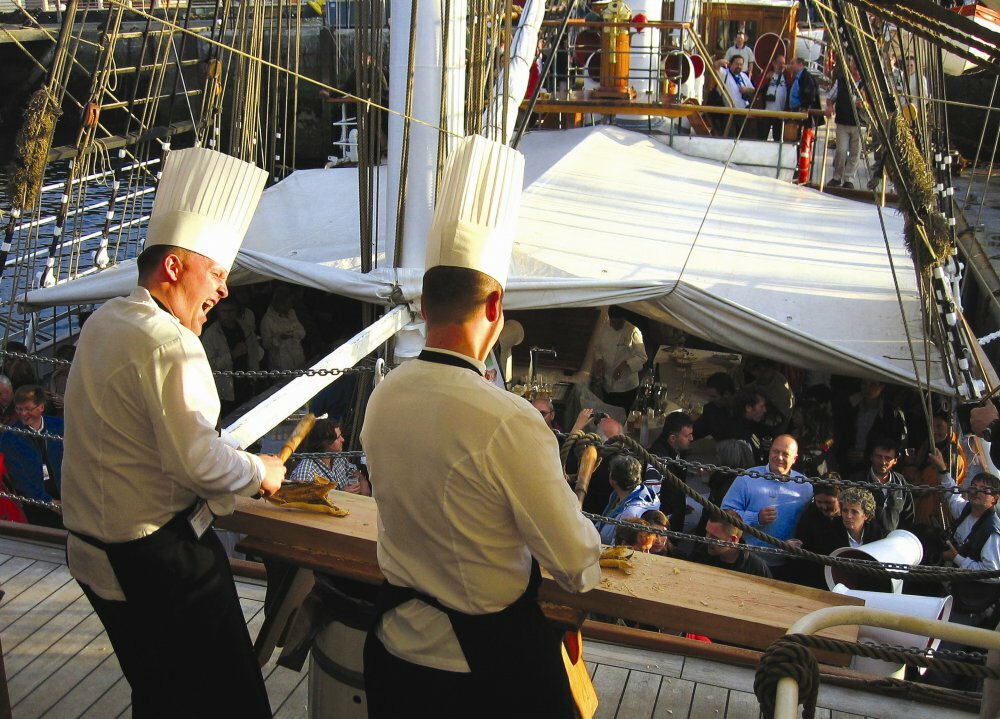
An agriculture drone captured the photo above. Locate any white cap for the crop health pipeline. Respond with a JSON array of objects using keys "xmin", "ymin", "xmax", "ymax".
[
  {"xmin": 144, "ymin": 147, "xmax": 268, "ymax": 270},
  {"xmin": 424, "ymin": 135, "xmax": 524, "ymax": 288}
]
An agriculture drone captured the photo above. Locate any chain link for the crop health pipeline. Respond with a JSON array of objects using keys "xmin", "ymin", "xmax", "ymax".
[
  {"xmin": 0, "ymin": 349, "xmax": 378, "ymax": 380},
  {"xmin": 0, "ymin": 490, "xmax": 62, "ymax": 513},
  {"xmin": 1, "ymin": 424, "xmax": 64, "ymax": 442}
]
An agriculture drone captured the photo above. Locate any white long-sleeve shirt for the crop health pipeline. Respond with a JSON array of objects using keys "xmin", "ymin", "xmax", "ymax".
[
  {"xmin": 361, "ymin": 349, "xmax": 602, "ymax": 672},
  {"xmin": 593, "ymin": 321, "xmax": 647, "ymax": 394},
  {"xmin": 62, "ymin": 287, "xmax": 265, "ymax": 600}
]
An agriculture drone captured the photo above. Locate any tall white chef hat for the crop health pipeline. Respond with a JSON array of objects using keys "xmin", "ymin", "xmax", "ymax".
[
  {"xmin": 144, "ymin": 147, "xmax": 268, "ymax": 270},
  {"xmin": 424, "ymin": 134, "xmax": 525, "ymax": 288}
]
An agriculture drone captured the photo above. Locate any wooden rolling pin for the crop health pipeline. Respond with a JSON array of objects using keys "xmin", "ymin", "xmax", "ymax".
[{"xmin": 278, "ymin": 413, "xmax": 317, "ymax": 462}]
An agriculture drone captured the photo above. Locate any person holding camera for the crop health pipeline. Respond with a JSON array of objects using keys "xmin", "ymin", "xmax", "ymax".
[
  {"xmin": 758, "ymin": 55, "xmax": 790, "ymax": 142},
  {"xmin": 924, "ymin": 455, "xmax": 1000, "ymax": 689}
]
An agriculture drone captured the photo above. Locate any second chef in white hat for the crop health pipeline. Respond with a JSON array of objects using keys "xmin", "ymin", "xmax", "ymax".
[{"xmin": 361, "ymin": 135, "xmax": 602, "ymax": 718}]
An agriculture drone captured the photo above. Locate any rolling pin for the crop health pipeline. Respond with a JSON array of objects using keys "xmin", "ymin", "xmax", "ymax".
[{"xmin": 278, "ymin": 413, "xmax": 317, "ymax": 463}]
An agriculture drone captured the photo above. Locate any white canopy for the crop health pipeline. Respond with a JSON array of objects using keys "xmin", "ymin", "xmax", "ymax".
[{"xmin": 23, "ymin": 125, "xmax": 951, "ymax": 392}]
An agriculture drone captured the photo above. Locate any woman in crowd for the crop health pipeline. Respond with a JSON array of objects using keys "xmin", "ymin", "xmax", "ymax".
[
  {"xmin": 834, "ymin": 486, "xmax": 884, "ymax": 549},
  {"xmin": 594, "ymin": 454, "xmax": 659, "ymax": 545},
  {"xmin": 289, "ymin": 418, "xmax": 370, "ymax": 496}
]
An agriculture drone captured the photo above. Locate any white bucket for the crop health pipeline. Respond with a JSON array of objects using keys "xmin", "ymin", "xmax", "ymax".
[
  {"xmin": 825, "ymin": 529, "xmax": 924, "ymax": 594},
  {"xmin": 832, "ymin": 584, "xmax": 953, "ymax": 678},
  {"xmin": 308, "ymin": 620, "xmax": 368, "ymax": 719}
]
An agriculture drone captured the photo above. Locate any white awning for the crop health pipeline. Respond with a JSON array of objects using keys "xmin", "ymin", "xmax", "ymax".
[{"xmin": 22, "ymin": 125, "xmax": 957, "ymax": 392}]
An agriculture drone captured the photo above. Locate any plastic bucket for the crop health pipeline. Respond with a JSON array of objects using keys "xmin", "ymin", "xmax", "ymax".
[
  {"xmin": 825, "ymin": 529, "xmax": 924, "ymax": 594},
  {"xmin": 309, "ymin": 620, "xmax": 368, "ymax": 719},
  {"xmin": 832, "ymin": 583, "xmax": 952, "ymax": 678}
]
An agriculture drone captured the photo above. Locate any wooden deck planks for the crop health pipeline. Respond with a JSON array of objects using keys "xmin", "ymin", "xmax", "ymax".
[
  {"xmin": 0, "ymin": 570, "xmax": 82, "ymax": 647},
  {"xmin": 4, "ymin": 593, "xmax": 94, "ymax": 677},
  {"xmin": 618, "ymin": 670, "xmax": 662, "ymax": 718},
  {"xmin": 652, "ymin": 676, "xmax": 696, "ymax": 718},
  {"xmin": 0, "ymin": 564, "xmax": 75, "ymax": 629},
  {"xmin": 725, "ymin": 689, "xmax": 761, "ymax": 719},
  {"xmin": 592, "ymin": 664, "xmax": 630, "ymax": 719}
]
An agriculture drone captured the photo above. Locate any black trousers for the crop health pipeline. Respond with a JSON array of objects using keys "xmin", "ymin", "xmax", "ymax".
[{"xmin": 78, "ymin": 518, "xmax": 271, "ymax": 719}]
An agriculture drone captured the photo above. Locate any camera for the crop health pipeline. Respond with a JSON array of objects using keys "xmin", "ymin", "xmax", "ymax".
[
  {"xmin": 766, "ymin": 93, "xmax": 776, "ymax": 102},
  {"xmin": 591, "ymin": 411, "xmax": 608, "ymax": 423}
]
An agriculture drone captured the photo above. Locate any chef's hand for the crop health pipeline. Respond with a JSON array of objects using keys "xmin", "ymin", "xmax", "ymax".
[
  {"xmin": 258, "ymin": 454, "xmax": 286, "ymax": 496},
  {"xmin": 971, "ymin": 402, "xmax": 999, "ymax": 436}
]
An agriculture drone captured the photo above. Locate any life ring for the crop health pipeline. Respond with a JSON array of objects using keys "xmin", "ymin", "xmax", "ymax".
[{"xmin": 753, "ymin": 32, "xmax": 787, "ymax": 70}]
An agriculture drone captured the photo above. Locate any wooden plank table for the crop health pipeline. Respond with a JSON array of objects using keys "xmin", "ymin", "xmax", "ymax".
[{"xmin": 218, "ymin": 495, "xmax": 861, "ymax": 661}]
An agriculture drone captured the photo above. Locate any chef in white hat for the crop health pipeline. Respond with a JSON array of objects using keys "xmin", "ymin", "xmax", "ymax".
[
  {"xmin": 360, "ymin": 135, "xmax": 602, "ymax": 718},
  {"xmin": 61, "ymin": 147, "xmax": 285, "ymax": 719}
]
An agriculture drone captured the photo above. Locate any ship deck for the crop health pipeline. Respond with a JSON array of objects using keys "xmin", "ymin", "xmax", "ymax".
[{"xmin": 0, "ymin": 534, "xmax": 979, "ymax": 719}]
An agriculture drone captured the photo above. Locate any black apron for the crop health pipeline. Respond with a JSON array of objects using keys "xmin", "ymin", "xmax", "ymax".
[
  {"xmin": 71, "ymin": 504, "xmax": 271, "ymax": 719},
  {"xmin": 370, "ymin": 560, "xmax": 573, "ymax": 719}
]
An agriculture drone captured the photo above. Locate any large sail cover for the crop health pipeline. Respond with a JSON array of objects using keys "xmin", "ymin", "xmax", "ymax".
[{"xmin": 23, "ymin": 125, "xmax": 950, "ymax": 391}]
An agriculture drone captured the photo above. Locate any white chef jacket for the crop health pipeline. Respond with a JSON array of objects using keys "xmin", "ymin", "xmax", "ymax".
[
  {"xmin": 62, "ymin": 287, "xmax": 266, "ymax": 601},
  {"xmin": 360, "ymin": 348, "xmax": 602, "ymax": 672},
  {"xmin": 593, "ymin": 321, "xmax": 647, "ymax": 394}
]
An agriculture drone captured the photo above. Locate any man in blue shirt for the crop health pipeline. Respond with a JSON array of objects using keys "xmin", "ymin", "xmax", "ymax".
[
  {"xmin": 722, "ymin": 434, "xmax": 812, "ymax": 580},
  {"xmin": 789, "ymin": 56, "xmax": 821, "ymax": 129},
  {"xmin": 0, "ymin": 384, "xmax": 64, "ymax": 528}
]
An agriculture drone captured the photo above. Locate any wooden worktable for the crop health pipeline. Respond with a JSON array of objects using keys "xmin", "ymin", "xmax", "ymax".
[{"xmin": 218, "ymin": 495, "xmax": 860, "ymax": 659}]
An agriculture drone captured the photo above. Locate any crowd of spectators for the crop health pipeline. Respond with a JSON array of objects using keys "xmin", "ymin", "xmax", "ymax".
[{"xmin": 566, "ymin": 344, "xmax": 999, "ymax": 671}]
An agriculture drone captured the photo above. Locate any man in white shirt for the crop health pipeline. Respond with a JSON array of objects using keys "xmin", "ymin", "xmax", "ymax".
[
  {"xmin": 361, "ymin": 135, "xmax": 602, "ymax": 719},
  {"xmin": 61, "ymin": 148, "xmax": 285, "ymax": 718},
  {"xmin": 592, "ymin": 305, "xmax": 647, "ymax": 413},
  {"xmin": 759, "ymin": 55, "xmax": 790, "ymax": 141},
  {"xmin": 725, "ymin": 31, "xmax": 756, "ymax": 75},
  {"xmin": 723, "ymin": 54, "xmax": 755, "ymax": 110}
]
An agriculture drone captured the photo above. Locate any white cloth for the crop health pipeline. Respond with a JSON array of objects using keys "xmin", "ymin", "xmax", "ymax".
[
  {"xmin": 260, "ymin": 306, "xmax": 306, "ymax": 371},
  {"xmin": 593, "ymin": 321, "xmax": 647, "ymax": 394},
  {"xmin": 361, "ymin": 349, "xmax": 602, "ymax": 672},
  {"xmin": 723, "ymin": 69, "xmax": 754, "ymax": 109},
  {"xmin": 62, "ymin": 287, "xmax": 265, "ymax": 601}
]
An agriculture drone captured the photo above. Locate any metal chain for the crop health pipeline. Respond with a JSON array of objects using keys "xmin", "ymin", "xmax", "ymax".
[
  {"xmin": 583, "ymin": 510, "xmax": 1000, "ymax": 579},
  {"xmin": 213, "ymin": 366, "xmax": 375, "ymax": 379},
  {"xmin": 0, "ymin": 350, "xmax": 378, "ymax": 379},
  {"xmin": 292, "ymin": 450, "xmax": 366, "ymax": 459},
  {"xmin": 1, "ymin": 425, "xmax": 65, "ymax": 442},
  {"xmin": 0, "ymin": 491, "xmax": 62, "ymax": 513}
]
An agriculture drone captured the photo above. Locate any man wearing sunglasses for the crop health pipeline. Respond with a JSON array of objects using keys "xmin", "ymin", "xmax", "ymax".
[{"xmin": 0, "ymin": 383, "xmax": 63, "ymax": 528}]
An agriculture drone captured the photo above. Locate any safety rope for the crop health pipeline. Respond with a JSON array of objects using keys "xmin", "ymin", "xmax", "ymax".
[
  {"xmin": 559, "ymin": 430, "xmax": 994, "ymax": 499},
  {"xmin": 754, "ymin": 632, "xmax": 1000, "ymax": 719},
  {"xmin": 755, "ymin": 637, "xmax": 819, "ymax": 719}
]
